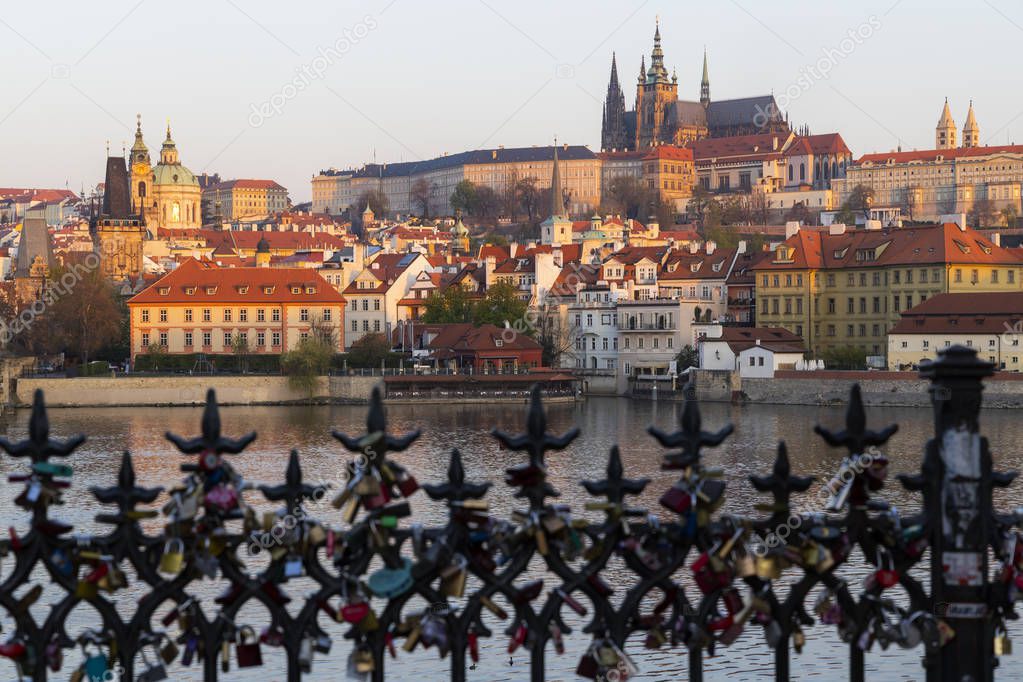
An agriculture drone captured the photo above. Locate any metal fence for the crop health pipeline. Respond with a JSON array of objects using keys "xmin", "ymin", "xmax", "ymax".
[{"xmin": 0, "ymin": 344, "xmax": 1017, "ymax": 681}]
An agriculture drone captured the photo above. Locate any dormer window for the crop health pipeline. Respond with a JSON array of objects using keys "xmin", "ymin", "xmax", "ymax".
[
  {"xmin": 205, "ymin": 286, "xmax": 217, "ymax": 295},
  {"xmin": 158, "ymin": 287, "xmax": 170, "ymax": 295},
  {"xmin": 238, "ymin": 286, "xmax": 249, "ymax": 294},
  {"xmin": 263, "ymin": 286, "xmax": 274, "ymax": 294},
  {"xmin": 185, "ymin": 287, "xmax": 196, "ymax": 295},
  {"xmin": 291, "ymin": 286, "xmax": 301, "ymax": 294},
  {"xmin": 305, "ymin": 286, "xmax": 316, "ymax": 294}
]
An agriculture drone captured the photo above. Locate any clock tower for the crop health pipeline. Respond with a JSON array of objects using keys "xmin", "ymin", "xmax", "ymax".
[{"xmin": 130, "ymin": 114, "xmax": 154, "ymax": 224}]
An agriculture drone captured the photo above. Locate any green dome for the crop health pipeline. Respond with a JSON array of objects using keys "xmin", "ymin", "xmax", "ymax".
[{"xmin": 152, "ymin": 162, "xmax": 199, "ymax": 187}]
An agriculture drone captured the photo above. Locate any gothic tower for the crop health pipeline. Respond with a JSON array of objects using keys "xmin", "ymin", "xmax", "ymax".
[
  {"xmin": 936, "ymin": 98, "xmax": 957, "ymax": 150},
  {"xmin": 700, "ymin": 48, "xmax": 711, "ymax": 107},
  {"xmin": 600, "ymin": 53, "xmax": 629, "ymax": 151},
  {"xmin": 540, "ymin": 143, "xmax": 572, "ymax": 246},
  {"xmin": 634, "ymin": 19, "xmax": 678, "ymax": 149},
  {"xmin": 92, "ymin": 151, "xmax": 145, "ymax": 282},
  {"xmin": 962, "ymin": 101, "xmax": 980, "ymax": 148}
]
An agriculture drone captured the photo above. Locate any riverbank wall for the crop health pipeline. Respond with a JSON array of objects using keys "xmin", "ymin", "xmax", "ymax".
[
  {"xmin": 12, "ymin": 375, "xmax": 381, "ymax": 407},
  {"xmin": 688, "ymin": 369, "xmax": 1023, "ymax": 408}
]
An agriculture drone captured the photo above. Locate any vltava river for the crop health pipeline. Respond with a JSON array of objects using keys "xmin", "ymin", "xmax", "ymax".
[{"xmin": 2, "ymin": 396, "xmax": 1022, "ymax": 680}]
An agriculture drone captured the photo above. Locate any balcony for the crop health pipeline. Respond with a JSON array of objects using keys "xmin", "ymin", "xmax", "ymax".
[{"xmin": 620, "ymin": 321, "xmax": 676, "ymax": 332}]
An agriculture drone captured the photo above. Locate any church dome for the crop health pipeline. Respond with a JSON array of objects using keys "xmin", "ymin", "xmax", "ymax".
[{"xmin": 152, "ymin": 162, "xmax": 199, "ymax": 187}]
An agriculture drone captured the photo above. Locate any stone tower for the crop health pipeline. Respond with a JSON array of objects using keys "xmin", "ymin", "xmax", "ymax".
[
  {"xmin": 450, "ymin": 211, "xmax": 470, "ymax": 255},
  {"xmin": 600, "ymin": 53, "xmax": 629, "ymax": 151},
  {"xmin": 635, "ymin": 19, "xmax": 678, "ymax": 149},
  {"xmin": 92, "ymin": 153, "xmax": 145, "ymax": 282},
  {"xmin": 962, "ymin": 101, "xmax": 980, "ymax": 148},
  {"xmin": 14, "ymin": 210, "xmax": 56, "ymax": 307},
  {"xmin": 936, "ymin": 98, "xmax": 957, "ymax": 150},
  {"xmin": 540, "ymin": 143, "xmax": 573, "ymax": 246}
]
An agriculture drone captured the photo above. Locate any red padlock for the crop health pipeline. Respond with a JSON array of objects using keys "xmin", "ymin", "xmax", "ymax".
[
  {"xmin": 659, "ymin": 485, "xmax": 691, "ymax": 514},
  {"xmin": 468, "ymin": 630, "xmax": 479, "ymax": 663},
  {"xmin": 507, "ymin": 623, "xmax": 527, "ymax": 654},
  {"xmin": 341, "ymin": 601, "xmax": 370, "ymax": 623}
]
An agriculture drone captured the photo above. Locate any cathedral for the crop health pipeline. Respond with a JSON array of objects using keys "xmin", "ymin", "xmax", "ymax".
[
  {"xmin": 129, "ymin": 116, "xmax": 202, "ymax": 229},
  {"xmin": 601, "ymin": 20, "xmax": 790, "ymax": 151}
]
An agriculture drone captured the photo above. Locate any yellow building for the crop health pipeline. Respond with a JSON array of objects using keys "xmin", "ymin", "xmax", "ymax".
[
  {"xmin": 754, "ymin": 222, "xmax": 1023, "ymax": 359},
  {"xmin": 127, "ymin": 258, "xmax": 345, "ymax": 362},
  {"xmin": 834, "ymin": 100, "xmax": 1023, "ymax": 223},
  {"xmin": 202, "ymin": 179, "xmax": 289, "ymax": 220},
  {"xmin": 888, "ymin": 292, "xmax": 1023, "ymax": 370}
]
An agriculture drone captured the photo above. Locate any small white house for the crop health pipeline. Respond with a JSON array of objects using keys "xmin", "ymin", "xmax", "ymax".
[{"xmin": 698, "ymin": 327, "xmax": 806, "ymax": 378}]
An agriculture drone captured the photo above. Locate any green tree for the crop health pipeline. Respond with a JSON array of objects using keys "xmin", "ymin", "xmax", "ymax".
[
  {"xmin": 449, "ymin": 180, "xmax": 478, "ymax": 216},
  {"xmin": 514, "ymin": 177, "xmax": 542, "ymax": 224},
  {"xmin": 686, "ymin": 185, "xmax": 714, "ymax": 226},
  {"xmin": 345, "ymin": 333, "xmax": 394, "ymax": 368},
  {"xmin": 421, "ymin": 286, "xmax": 475, "ymax": 324},
  {"xmin": 969, "ymin": 198, "xmax": 996, "ymax": 228},
  {"xmin": 675, "ymin": 344, "xmax": 699, "ymax": 371},
  {"xmin": 473, "ymin": 281, "xmax": 527, "ymax": 328},
  {"xmin": 231, "ymin": 333, "xmax": 250, "ymax": 373},
  {"xmin": 280, "ymin": 336, "xmax": 333, "ymax": 394},
  {"xmin": 48, "ymin": 266, "xmax": 124, "ymax": 366},
  {"xmin": 1001, "ymin": 205, "xmax": 1018, "ymax": 228},
  {"xmin": 357, "ymin": 189, "xmax": 389, "ymax": 220},
  {"xmin": 785, "ymin": 201, "xmax": 812, "ymax": 225},
  {"xmin": 838, "ymin": 184, "xmax": 874, "ymax": 223},
  {"xmin": 144, "ymin": 343, "xmax": 168, "ymax": 372}
]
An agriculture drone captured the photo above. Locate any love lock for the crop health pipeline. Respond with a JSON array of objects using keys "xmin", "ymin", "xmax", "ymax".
[
  {"xmin": 236, "ymin": 626, "xmax": 263, "ymax": 668},
  {"xmin": 368, "ymin": 558, "xmax": 413, "ymax": 599}
]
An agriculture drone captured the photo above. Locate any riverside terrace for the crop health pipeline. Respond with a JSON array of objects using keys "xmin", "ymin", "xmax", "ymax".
[{"xmin": 0, "ymin": 345, "xmax": 1020, "ymax": 681}]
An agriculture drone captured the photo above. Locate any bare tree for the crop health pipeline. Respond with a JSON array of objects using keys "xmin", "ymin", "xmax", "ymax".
[{"xmin": 411, "ymin": 178, "xmax": 432, "ymax": 219}]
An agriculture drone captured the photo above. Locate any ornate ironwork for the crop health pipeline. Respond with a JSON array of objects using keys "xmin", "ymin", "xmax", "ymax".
[{"xmin": 0, "ymin": 346, "xmax": 1019, "ymax": 681}]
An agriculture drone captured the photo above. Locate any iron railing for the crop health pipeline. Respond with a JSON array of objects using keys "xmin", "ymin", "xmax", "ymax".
[{"xmin": 0, "ymin": 344, "xmax": 1018, "ymax": 681}]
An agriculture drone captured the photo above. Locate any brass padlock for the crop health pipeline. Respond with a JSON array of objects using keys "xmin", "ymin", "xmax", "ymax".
[
  {"xmin": 440, "ymin": 555, "xmax": 468, "ymax": 598},
  {"xmin": 995, "ymin": 625, "xmax": 1013, "ymax": 656},
  {"xmin": 756, "ymin": 555, "xmax": 782, "ymax": 580},
  {"xmin": 355, "ymin": 646, "xmax": 375, "ymax": 673},
  {"xmin": 306, "ymin": 523, "xmax": 326, "ymax": 546},
  {"xmin": 159, "ymin": 538, "xmax": 185, "ymax": 575}
]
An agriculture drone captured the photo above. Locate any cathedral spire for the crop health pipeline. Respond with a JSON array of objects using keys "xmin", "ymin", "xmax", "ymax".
[
  {"xmin": 700, "ymin": 48, "xmax": 711, "ymax": 106},
  {"xmin": 602, "ymin": 52, "xmax": 629, "ymax": 151},
  {"xmin": 646, "ymin": 18, "xmax": 669, "ymax": 84},
  {"xmin": 962, "ymin": 100, "xmax": 980, "ymax": 148},
  {"xmin": 638, "ymin": 55, "xmax": 646, "ymax": 84}
]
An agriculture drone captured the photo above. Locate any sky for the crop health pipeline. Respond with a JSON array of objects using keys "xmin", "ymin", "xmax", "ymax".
[{"xmin": 1, "ymin": 0, "xmax": 1021, "ymax": 203}]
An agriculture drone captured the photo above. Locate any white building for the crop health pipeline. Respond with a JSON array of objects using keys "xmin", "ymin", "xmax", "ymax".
[{"xmin": 698, "ymin": 327, "xmax": 806, "ymax": 378}]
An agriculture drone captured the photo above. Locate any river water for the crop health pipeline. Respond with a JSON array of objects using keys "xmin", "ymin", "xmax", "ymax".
[{"xmin": 2, "ymin": 396, "xmax": 1023, "ymax": 681}]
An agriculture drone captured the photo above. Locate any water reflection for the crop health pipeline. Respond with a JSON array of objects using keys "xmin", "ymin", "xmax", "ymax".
[{"xmin": 1, "ymin": 396, "xmax": 1021, "ymax": 680}]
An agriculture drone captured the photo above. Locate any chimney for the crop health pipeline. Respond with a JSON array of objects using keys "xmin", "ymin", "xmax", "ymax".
[
  {"xmin": 993, "ymin": 232, "xmax": 1001, "ymax": 247},
  {"xmin": 737, "ymin": 240, "xmax": 748, "ymax": 254},
  {"xmin": 785, "ymin": 221, "xmax": 801, "ymax": 239},
  {"xmin": 772, "ymin": 137, "xmax": 778, "ymax": 151},
  {"xmin": 755, "ymin": 338, "xmax": 761, "ymax": 346},
  {"xmin": 705, "ymin": 240, "xmax": 716, "ymax": 255},
  {"xmin": 688, "ymin": 241, "xmax": 699, "ymax": 254}
]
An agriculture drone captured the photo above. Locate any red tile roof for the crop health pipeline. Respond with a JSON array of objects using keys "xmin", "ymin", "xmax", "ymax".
[
  {"xmin": 857, "ymin": 144, "xmax": 1023, "ymax": 164},
  {"xmin": 208, "ymin": 179, "xmax": 287, "ymax": 191},
  {"xmin": 128, "ymin": 258, "xmax": 344, "ymax": 305},
  {"xmin": 708, "ymin": 326, "xmax": 806, "ymax": 354},
  {"xmin": 891, "ymin": 292, "xmax": 1023, "ymax": 335},
  {"xmin": 643, "ymin": 146, "xmax": 694, "ymax": 161}
]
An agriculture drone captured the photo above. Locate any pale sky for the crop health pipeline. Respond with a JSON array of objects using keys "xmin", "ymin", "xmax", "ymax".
[{"xmin": 1, "ymin": 0, "xmax": 1020, "ymax": 202}]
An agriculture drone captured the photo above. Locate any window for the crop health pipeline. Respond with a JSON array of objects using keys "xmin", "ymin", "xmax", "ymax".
[
  {"xmin": 624, "ymin": 338, "xmax": 630, "ymax": 349},
  {"xmin": 796, "ymin": 325, "xmax": 803, "ymax": 337},
  {"xmin": 796, "ymin": 299, "xmax": 803, "ymax": 314},
  {"xmin": 159, "ymin": 309, "xmax": 167, "ymax": 323},
  {"xmin": 873, "ymin": 297, "xmax": 881, "ymax": 313},
  {"xmin": 224, "ymin": 309, "xmax": 232, "ymax": 322},
  {"xmin": 203, "ymin": 309, "xmax": 211, "ymax": 322},
  {"xmin": 272, "ymin": 331, "xmax": 281, "ymax": 346},
  {"xmin": 901, "ymin": 341, "xmax": 908, "ymax": 348},
  {"xmin": 603, "ymin": 338, "xmax": 609, "ymax": 350},
  {"xmin": 185, "ymin": 309, "xmax": 193, "ymax": 323},
  {"xmin": 785, "ymin": 274, "xmax": 793, "ymax": 287},
  {"xmin": 323, "ymin": 309, "xmax": 332, "ymax": 322},
  {"xmin": 955, "ymin": 269, "xmax": 962, "ymax": 283},
  {"xmin": 847, "ymin": 298, "xmax": 855, "ymax": 314},
  {"xmin": 859, "ymin": 298, "xmax": 866, "ymax": 314},
  {"xmin": 1011, "ymin": 271, "xmax": 1016, "ymax": 284},
  {"xmin": 202, "ymin": 332, "xmax": 212, "ymax": 347},
  {"xmin": 300, "ymin": 309, "xmax": 309, "ymax": 322},
  {"xmin": 141, "ymin": 332, "xmax": 150, "ymax": 347},
  {"xmin": 923, "ymin": 340, "xmax": 929, "ymax": 349},
  {"xmin": 749, "ymin": 357, "xmax": 756, "ymax": 367},
  {"xmin": 159, "ymin": 332, "xmax": 168, "ymax": 347},
  {"xmin": 224, "ymin": 332, "xmax": 232, "ymax": 346},
  {"xmin": 272, "ymin": 309, "xmax": 281, "ymax": 322},
  {"xmin": 240, "ymin": 309, "xmax": 248, "ymax": 322},
  {"xmin": 893, "ymin": 295, "xmax": 900, "ymax": 312},
  {"xmin": 373, "ymin": 320, "xmax": 380, "ymax": 332},
  {"xmin": 141, "ymin": 310, "xmax": 150, "ymax": 323},
  {"xmin": 847, "ymin": 325, "xmax": 854, "ymax": 337},
  {"xmin": 257, "ymin": 332, "xmax": 265, "ymax": 347},
  {"xmin": 352, "ymin": 320, "xmax": 358, "ymax": 331},
  {"xmin": 362, "ymin": 320, "xmax": 369, "ymax": 331},
  {"xmin": 667, "ymin": 337, "xmax": 673, "ymax": 349},
  {"xmin": 362, "ymin": 300, "xmax": 369, "ymax": 311},
  {"xmin": 258, "ymin": 309, "xmax": 266, "ymax": 322},
  {"xmin": 796, "ymin": 274, "xmax": 803, "ymax": 287},
  {"xmin": 638, "ymin": 338, "xmax": 644, "ymax": 349},
  {"xmin": 373, "ymin": 300, "xmax": 380, "ymax": 311},
  {"xmin": 992, "ymin": 270, "xmax": 1000, "ymax": 284},
  {"xmin": 827, "ymin": 298, "xmax": 836, "ymax": 314},
  {"xmin": 184, "ymin": 332, "xmax": 193, "ymax": 346},
  {"xmin": 653, "ymin": 338, "xmax": 659, "ymax": 349}
]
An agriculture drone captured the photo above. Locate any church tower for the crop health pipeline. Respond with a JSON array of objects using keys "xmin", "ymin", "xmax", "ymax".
[
  {"xmin": 450, "ymin": 211, "xmax": 470, "ymax": 256},
  {"xmin": 936, "ymin": 98, "xmax": 957, "ymax": 150},
  {"xmin": 962, "ymin": 100, "xmax": 980, "ymax": 148},
  {"xmin": 634, "ymin": 19, "xmax": 678, "ymax": 149},
  {"xmin": 130, "ymin": 114, "xmax": 154, "ymax": 225},
  {"xmin": 540, "ymin": 143, "xmax": 573, "ymax": 246},
  {"xmin": 92, "ymin": 151, "xmax": 145, "ymax": 282},
  {"xmin": 601, "ymin": 53, "xmax": 630, "ymax": 151},
  {"xmin": 700, "ymin": 48, "xmax": 711, "ymax": 107}
]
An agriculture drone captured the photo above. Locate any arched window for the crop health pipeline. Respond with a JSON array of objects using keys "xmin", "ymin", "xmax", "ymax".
[
  {"xmin": 172, "ymin": 202, "xmax": 181, "ymax": 222},
  {"xmin": 832, "ymin": 161, "xmax": 839, "ymax": 177},
  {"xmin": 162, "ymin": 204, "xmax": 166, "ymax": 221},
  {"xmin": 788, "ymin": 164, "xmax": 794, "ymax": 182},
  {"xmin": 799, "ymin": 163, "xmax": 806, "ymax": 181},
  {"xmin": 138, "ymin": 181, "xmax": 146, "ymax": 198}
]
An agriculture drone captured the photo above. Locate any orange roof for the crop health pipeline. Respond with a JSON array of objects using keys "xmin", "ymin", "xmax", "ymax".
[
  {"xmin": 643, "ymin": 146, "xmax": 694, "ymax": 161},
  {"xmin": 209, "ymin": 179, "xmax": 287, "ymax": 191},
  {"xmin": 128, "ymin": 258, "xmax": 345, "ymax": 305}
]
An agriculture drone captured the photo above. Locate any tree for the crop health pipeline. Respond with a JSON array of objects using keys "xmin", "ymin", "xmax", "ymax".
[
  {"xmin": 411, "ymin": 178, "xmax": 432, "ymax": 218},
  {"xmin": 47, "ymin": 266, "xmax": 124, "ymax": 366},
  {"xmin": 969, "ymin": 198, "xmax": 996, "ymax": 228},
  {"xmin": 346, "ymin": 333, "xmax": 394, "ymax": 368},
  {"xmin": 533, "ymin": 300, "xmax": 574, "ymax": 368},
  {"xmin": 604, "ymin": 176, "xmax": 650, "ymax": 220},
  {"xmin": 747, "ymin": 191, "xmax": 770, "ymax": 225},
  {"xmin": 421, "ymin": 285, "xmax": 475, "ymax": 324},
  {"xmin": 1001, "ymin": 205, "xmax": 1018, "ymax": 228},
  {"xmin": 449, "ymin": 180, "xmax": 478, "ymax": 216},
  {"xmin": 838, "ymin": 184, "xmax": 874, "ymax": 223},
  {"xmin": 514, "ymin": 177, "xmax": 542, "ymax": 224},
  {"xmin": 281, "ymin": 336, "xmax": 333, "ymax": 394},
  {"xmin": 474, "ymin": 185, "xmax": 500, "ymax": 219},
  {"xmin": 356, "ymin": 189, "xmax": 389, "ymax": 220},
  {"xmin": 231, "ymin": 333, "xmax": 250, "ymax": 373},
  {"xmin": 145, "ymin": 343, "xmax": 169, "ymax": 372},
  {"xmin": 686, "ymin": 185, "xmax": 713, "ymax": 226},
  {"xmin": 675, "ymin": 344, "xmax": 699, "ymax": 371},
  {"xmin": 785, "ymin": 201, "xmax": 812, "ymax": 225},
  {"xmin": 473, "ymin": 281, "xmax": 528, "ymax": 328}
]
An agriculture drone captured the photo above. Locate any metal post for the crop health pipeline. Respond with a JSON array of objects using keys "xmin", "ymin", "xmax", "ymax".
[{"xmin": 921, "ymin": 345, "xmax": 995, "ymax": 682}]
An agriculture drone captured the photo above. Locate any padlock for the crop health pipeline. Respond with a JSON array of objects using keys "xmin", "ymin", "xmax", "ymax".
[
  {"xmin": 306, "ymin": 523, "xmax": 326, "ymax": 546},
  {"xmin": 659, "ymin": 484, "xmax": 692, "ymax": 514},
  {"xmin": 354, "ymin": 645, "xmax": 374, "ymax": 673},
  {"xmin": 995, "ymin": 621, "xmax": 1013, "ymax": 656},
  {"xmin": 507, "ymin": 623, "xmax": 527, "ymax": 654},
  {"xmin": 298, "ymin": 637, "xmax": 313, "ymax": 673},
  {"xmin": 575, "ymin": 648, "xmax": 599, "ymax": 679},
  {"xmin": 159, "ymin": 538, "xmax": 185, "ymax": 575},
  {"xmin": 440, "ymin": 554, "xmax": 468, "ymax": 598},
  {"xmin": 792, "ymin": 626, "xmax": 806, "ymax": 653},
  {"xmin": 137, "ymin": 646, "xmax": 169, "ymax": 682},
  {"xmin": 313, "ymin": 634, "xmax": 332, "ymax": 655},
  {"xmin": 283, "ymin": 555, "xmax": 303, "ymax": 579},
  {"xmin": 45, "ymin": 633, "xmax": 63, "ymax": 672},
  {"xmin": 159, "ymin": 634, "xmax": 179, "ymax": 665},
  {"xmin": 235, "ymin": 626, "xmax": 263, "ymax": 668},
  {"xmin": 755, "ymin": 554, "xmax": 781, "ymax": 580},
  {"xmin": 82, "ymin": 641, "xmax": 108, "ymax": 681}
]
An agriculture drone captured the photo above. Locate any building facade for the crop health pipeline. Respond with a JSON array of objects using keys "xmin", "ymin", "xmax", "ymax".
[
  {"xmin": 202, "ymin": 179, "xmax": 289, "ymax": 220},
  {"xmin": 127, "ymin": 258, "xmax": 344, "ymax": 362},
  {"xmin": 130, "ymin": 118, "xmax": 202, "ymax": 230}
]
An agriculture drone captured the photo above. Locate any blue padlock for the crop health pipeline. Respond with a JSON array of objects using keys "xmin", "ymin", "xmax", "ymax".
[{"xmin": 368, "ymin": 558, "xmax": 413, "ymax": 598}]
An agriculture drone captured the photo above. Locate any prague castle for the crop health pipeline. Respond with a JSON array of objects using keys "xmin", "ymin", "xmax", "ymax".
[{"xmin": 601, "ymin": 20, "xmax": 789, "ymax": 151}]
